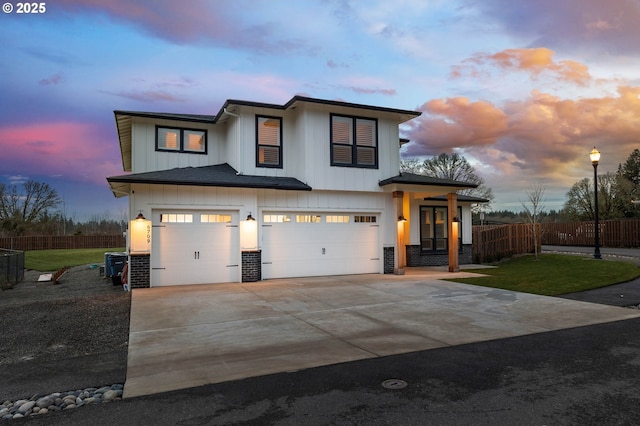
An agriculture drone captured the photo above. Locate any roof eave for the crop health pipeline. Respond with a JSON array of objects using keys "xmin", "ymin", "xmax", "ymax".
[
  {"xmin": 215, "ymin": 95, "xmax": 422, "ymax": 123},
  {"xmin": 106, "ymin": 176, "xmax": 312, "ymax": 192},
  {"xmin": 114, "ymin": 112, "xmax": 132, "ymax": 172},
  {"xmin": 113, "ymin": 110, "xmax": 216, "ymax": 123}
]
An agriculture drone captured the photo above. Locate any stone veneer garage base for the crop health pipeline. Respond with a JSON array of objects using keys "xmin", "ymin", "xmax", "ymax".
[{"xmin": 123, "ymin": 271, "xmax": 640, "ymax": 398}]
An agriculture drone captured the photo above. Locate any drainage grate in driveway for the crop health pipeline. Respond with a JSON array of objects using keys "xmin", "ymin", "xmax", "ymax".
[{"xmin": 381, "ymin": 379, "xmax": 408, "ymax": 390}]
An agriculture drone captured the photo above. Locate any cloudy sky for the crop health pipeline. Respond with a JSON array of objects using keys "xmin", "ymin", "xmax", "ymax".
[{"xmin": 1, "ymin": 0, "xmax": 639, "ymax": 220}]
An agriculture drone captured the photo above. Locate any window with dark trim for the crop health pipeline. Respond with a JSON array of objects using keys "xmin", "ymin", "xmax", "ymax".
[
  {"xmin": 330, "ymin": 114, "xmax": 378, "ymax": 168},
  {"xmin": 156, "ymin": 126, "xmax": 207, "ymax": 154},
  {"xmin": 256, "ymin": 115, "xmax": 282, "ymax": 168},
  {"xmin": 420, "ymin": 206, "xmax": 462, "ymax": 252}
]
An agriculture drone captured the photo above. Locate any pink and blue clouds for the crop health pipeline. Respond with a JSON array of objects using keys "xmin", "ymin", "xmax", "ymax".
[{"xmin": 1, "ymin": 0, "xmax": 639, "ymax": 219}]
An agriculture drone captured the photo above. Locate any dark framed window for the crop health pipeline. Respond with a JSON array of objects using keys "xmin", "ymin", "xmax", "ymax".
[
  {"xmin": 256, "ymin": 115, "xmax": 282, "ymax": 168},
  {"xmin": 156, "ymin": 126, "xmax": 207, "ymax": 154},
  {"xmin": 420, "ymin": 206, "xmax": 462, "ymax": 252},
  {"xmin": 330, "ymin": 114, "xmax": 377, "ymax": 168}
]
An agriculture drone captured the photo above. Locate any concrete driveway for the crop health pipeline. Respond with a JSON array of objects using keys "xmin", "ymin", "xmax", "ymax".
[{"xmin": 123, "ymin": 269, "xmax": 640, "ymax": 398}]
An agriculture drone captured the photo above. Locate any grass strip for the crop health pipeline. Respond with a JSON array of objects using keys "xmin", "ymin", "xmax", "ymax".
[
  {"xmin": 25, "ymin": 248, "xmax": 126, "ymax": 272},
  {"xmin": 448, "ymin": 254, "xmax": 640, "ymax": 296}
]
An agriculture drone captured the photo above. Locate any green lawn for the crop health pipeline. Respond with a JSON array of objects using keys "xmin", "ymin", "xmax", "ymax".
[
  {"xmin": 448, "ymin": 254, "xmax": 640, "ymax": 296},
  {"xmin": 25, "ymin": 248, "xmax": 126, "ymax": 272}
]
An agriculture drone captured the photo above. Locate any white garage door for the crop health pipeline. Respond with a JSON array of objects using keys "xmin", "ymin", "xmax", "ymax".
[
  {"xmin": 261, "ymin": 212, "xmax": 380, "ymax": 279},
  {"xmin": 151, "ymin": 210, "xmax": 239, "ymax": 286}
]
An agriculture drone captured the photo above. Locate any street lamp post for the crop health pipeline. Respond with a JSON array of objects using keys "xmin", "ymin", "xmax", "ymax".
[{"xmin": 590, "ymin": 147, "xmax": 602, "ymax": 259}]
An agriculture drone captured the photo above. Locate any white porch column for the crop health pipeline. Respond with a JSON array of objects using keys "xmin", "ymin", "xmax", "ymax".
[
  {"xmin": 447, "ymin": 193, "xmax": 459, "ymax": 272},
  {"xmin": 393, "ymin": 191, "xmax": 406, "ymax": 274}
]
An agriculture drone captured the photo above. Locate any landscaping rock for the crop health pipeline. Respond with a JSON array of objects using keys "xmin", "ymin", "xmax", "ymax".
[{"xmin": 0, "ymin": 384, "xmax": 125, "ymax": 419}]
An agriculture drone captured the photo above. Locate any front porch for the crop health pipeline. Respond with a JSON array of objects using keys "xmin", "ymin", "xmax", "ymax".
[{"xmin": 380, "ymin": 173, "xmax": 487, "ymax": 274}]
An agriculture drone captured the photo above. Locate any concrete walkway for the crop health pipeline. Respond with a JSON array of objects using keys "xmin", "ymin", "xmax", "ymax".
[{"xmin": 123, "ymin": 270, "xmax": 640, "ymax": 398}]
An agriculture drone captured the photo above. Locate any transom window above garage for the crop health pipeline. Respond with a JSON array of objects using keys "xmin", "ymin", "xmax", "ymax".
[
  {"xmin": 264, "ymin": 214, "xmax": 292, "ymax": 223},
  {"xmin": 156, "ymin": 126, "xmax": 207, "ymax": 154},
  {"xmin": 264, "ymin": 213, "xmax": 378, "ymax": 224},
  {"xmin": 326, "ymin": 215, "xmax": 350, "ymax": 223},
  {"xmin": 160, "ymin": 213, "xmax": 194, "ymax": 223},
  {"xmin": 354, "ymin": 215, "xmax": 377, "ymax": 223},
  {"xmin": 296, "ymin": 215, "xmax": 321, "ymax": 223},
  {"xmin": 201, "ymin": 214, "xmax": 231, "ymax": 223}
]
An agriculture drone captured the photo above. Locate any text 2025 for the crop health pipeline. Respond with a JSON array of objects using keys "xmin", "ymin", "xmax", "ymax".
[{"xmin": 16, "ymin": 2, "xmax": 46, "ymax": 13}]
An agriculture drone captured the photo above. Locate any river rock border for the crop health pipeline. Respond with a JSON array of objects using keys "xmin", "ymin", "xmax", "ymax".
[{"xmin": 0, "ymin": 384, "xmax": 123, "ymax": 420}]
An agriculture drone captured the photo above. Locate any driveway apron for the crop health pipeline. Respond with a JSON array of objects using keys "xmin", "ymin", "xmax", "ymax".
[{"xmin": 123, "ymin": 271, "xmax": 640, "ymax": 398}]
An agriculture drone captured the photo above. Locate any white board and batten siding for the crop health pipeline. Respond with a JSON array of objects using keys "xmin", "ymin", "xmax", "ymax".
[
  {"xmin": 230, "ymin": 105, "xmax": 402, "ymax": 194},
  {"xmin": 130, "ymin": 118, "xmax": 224, "ymax": 174},
  {"xmin": 299, "ymin": 108, "xmax": 402, "ymax": 193}
]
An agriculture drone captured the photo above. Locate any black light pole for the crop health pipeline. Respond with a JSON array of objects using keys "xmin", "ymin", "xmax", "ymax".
[{"xmin": 590, "ymin": 147, "xmax": 602, "ymax": 259}]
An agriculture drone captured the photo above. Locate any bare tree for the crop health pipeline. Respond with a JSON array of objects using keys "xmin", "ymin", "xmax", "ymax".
[
  {"xmin": 404, "ymin": 153, "xmax": 494, "ymax": 211},
  {"xmin": 0, "ymin": 180, "xmax": 60, "ymax": 236},
  {"xmin": 399, "ymin": 158, "xmax": 424, "ymax": 174},
  {"xmin": 521, "ymin": 183, "xmax": 546, "ymax": 259},
  {"xmin": 562, "ymin": 173, "xmax": 618, "ymax": 221}
]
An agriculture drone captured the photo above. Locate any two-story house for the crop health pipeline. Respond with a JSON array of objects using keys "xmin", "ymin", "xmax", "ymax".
[{"xmin": 107, "ymin": 96, "xmax": 483, "ymax": 288}]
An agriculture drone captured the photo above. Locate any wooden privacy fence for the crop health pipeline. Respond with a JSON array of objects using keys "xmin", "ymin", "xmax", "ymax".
[
  {"xmin": 541, "ymin": 219, "xmax": 640, "ymax": 247},
  {"xmin": 472, "ymin": 224, "xmax": 541, "ymax": 263},
  {"xmin": 0, "ymin": 235, "xmax": 125, "ymax": 251}
]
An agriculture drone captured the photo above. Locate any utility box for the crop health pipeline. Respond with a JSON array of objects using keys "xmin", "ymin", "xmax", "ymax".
[{"xmin": 104, "ymin": 252, "xmax": 127, "ymax": 278}]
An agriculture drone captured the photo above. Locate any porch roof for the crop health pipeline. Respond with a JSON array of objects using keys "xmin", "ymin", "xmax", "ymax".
[
  {"xmin": 106, "ymin": 163, "xmax": 312, "ymax": 198},
  {"xmin": 379, "ymin": 172, "xmax": 478, "ymax": 192}
]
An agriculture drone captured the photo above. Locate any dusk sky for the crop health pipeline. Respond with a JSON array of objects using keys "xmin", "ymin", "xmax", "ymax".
[{"xmin": 1, "ymin": 0, "xmax": 639, "ymax": 221}]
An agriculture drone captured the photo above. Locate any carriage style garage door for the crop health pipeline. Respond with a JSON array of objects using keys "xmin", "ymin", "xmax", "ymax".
[
  {"xmin": 261, "ymin": 212, "xmax": 380, "ymax": 279},
  {"xmin": 151, "ymin": 210, "xmax": 239, "ymax": 286}
]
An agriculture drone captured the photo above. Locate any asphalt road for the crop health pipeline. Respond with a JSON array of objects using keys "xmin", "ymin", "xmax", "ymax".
[
  {"xmin": 20, "ymin": 315, "xmax": 640, "ymax": 425},
  {"xmin": 542, "ymin": 244, "xmax": 640, "ymax": 262}
]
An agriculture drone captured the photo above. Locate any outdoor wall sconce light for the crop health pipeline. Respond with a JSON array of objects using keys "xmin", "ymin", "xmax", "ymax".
[
  {"xmin": 129, "ymin": 211, "xmax": 152, "ymax": 254},
  {"xmin": 451, "ymin": 216, "xmax": 460, "ymax": 239},
  {"xmin": 240, "ymin": 211, "xmax": 258, "ymax": 250},
  {"xmin": 451, "ymin": 216, "xmax": 460, "ymax": 240},
  {"xmin": 397, "ymin": 215, "xmax": 407, "ymax": 222}
]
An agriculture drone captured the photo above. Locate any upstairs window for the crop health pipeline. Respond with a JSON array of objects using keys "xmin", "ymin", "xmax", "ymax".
[
  {"xmin": 156, "ymin": 126, "xmax": 207, "ymax": 154},
  {"xmin": 256, "ymin": 116, "xmax": 282, "ymax": 168},
  {"xmin": 330, "ymin": 114, "xmax": 377, "ymax": 168}
]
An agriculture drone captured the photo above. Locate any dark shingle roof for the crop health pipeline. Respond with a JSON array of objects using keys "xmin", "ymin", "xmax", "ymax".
[
  {"xmin": 107, "ymin": 163, "xmax": 311, "ymax": 192},
  {"xmin": 379, "ymin": 172, "xmax": 478, "ymax": 189}
]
